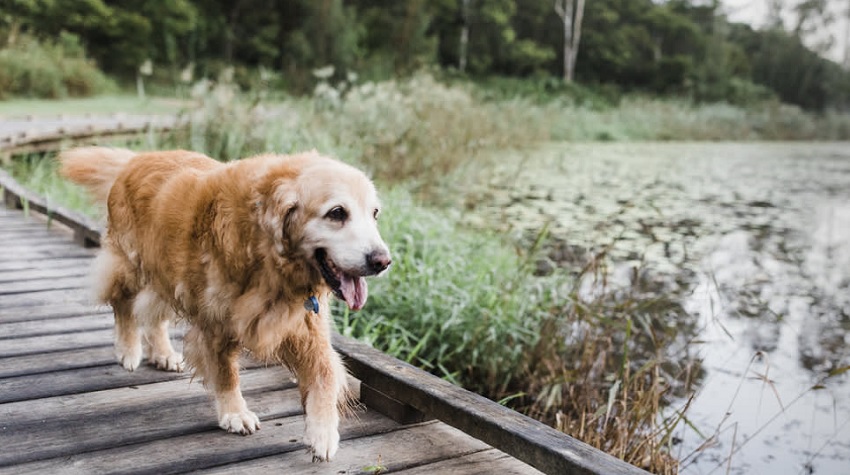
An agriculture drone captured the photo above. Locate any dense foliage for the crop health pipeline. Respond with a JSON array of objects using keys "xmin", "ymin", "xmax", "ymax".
[
  {"xmin": 2, "ymin": 0, "xmax": 848, "ymax": 110},
  {"xmin": 0, "ymin": 31, "xmax": 115, "ymax": 98}
]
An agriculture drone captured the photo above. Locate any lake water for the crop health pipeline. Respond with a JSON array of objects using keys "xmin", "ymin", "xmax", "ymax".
[{"xmin": 473, "ymin": 142, "xmax": 850, "ymax": 474}]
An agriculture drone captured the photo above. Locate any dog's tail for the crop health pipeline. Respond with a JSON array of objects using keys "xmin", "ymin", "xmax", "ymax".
[{"xmin": 59, "ymin": 147, "xmax": 136, "ymax": 204}]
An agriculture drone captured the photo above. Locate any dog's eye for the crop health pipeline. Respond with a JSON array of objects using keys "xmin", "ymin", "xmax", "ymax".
[
  {"xmin": 325, "ymin": 206, "xmax": 348, "ymax": 222},
  {"xmin": 373, "ymin": 208, "xmax": 380, "ymax": 221}
]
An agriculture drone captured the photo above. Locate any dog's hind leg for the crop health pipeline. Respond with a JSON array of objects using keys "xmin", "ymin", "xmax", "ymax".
[
  {"xmin": 184, "ymin": 327, "xmax": 260, "ymax": 434},
  {"xmin": 92, "ymin": 247, "xmax": 144, "ymax": 371},
  {"xmin": 111, "ymin": 299, "xmax": 143, "ymax": 371},
  {"xmin": 134, "ymin": 288, "xmax": 184, "ymax": 372},
  {"xmin": 280, "ymin": 333, "xmax": 349, "ymax": 462}
]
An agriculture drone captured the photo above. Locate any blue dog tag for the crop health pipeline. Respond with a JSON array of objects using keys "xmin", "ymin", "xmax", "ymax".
[{"xmin": 304, "ymin": 296, "xmax": 319, "ymax": 314}]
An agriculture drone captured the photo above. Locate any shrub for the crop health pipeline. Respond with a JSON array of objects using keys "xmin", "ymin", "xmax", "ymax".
[
  {"xmin": 314, "ymin": 73, "xmax": 550, "ymax": 194},
  {"xmin": 0, "ymin": 34, "xmax": 115, "ymax": 99},
  {"xmin": 337, "ymin": 188, "xmax": 561, "ymax": 394}
]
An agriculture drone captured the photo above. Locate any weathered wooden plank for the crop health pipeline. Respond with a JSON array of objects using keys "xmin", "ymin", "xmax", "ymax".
[
  {"xmin": 0, "ymin": 354, "xmax": 194, "ymax": 403},
  {"xmin": 0, "ymin": 346, "xmax": 116, "ymax": 378},
  {"xmin": 193, "ymin": 421, "xmax": 490, "ymax": 475},
  {"xmin": 0, "ymin": 366, "xmax": 292, "ymax": 426},
  {"xmin": 0, "ymin": 265, "xmax": 90, "ymax": 284},
  {"xmin": 0, "ymin": 246, "xmax": 95, "ymax": 261},
  {"xmin": 0, "ymin": 222, "xmax": 56, "ymax": 232},
  {"xmin": 360, "ymin": 382, "xmax": 429, "ymax": 425},
  {"xmin": 333, "ymin": 336, "xmax": 651, "ymax": 475},
  {"xmin": 0, "ymin": 275, "xmax": 88, "ymax": 295},
  {"xmin": 0, "ymin": 256, "xmax": 92, "ymax": 273},
  {"xmin": 2, "ymin": 407, "xmax": 401, "ymax": 475},
  {"xmin": 0, "ymin": 328, "xmax": 114, "ymax": 357},
  {"xmin": 0, "ymin": 350, "xmax": 280, "ymax": 402},
  {"xmin": 0, "ymin": 226, "xmax": 92, "ymax": 248},
  {"xmin": 0, "ymin": 225, "xmax": 69, "ymax": 236},
  {"xmin": 0, "ymin": 301, "xmax": 105, "ymax": 323},
  {"xmin": 0, "ymin": 326, "xmax": 183, "ymax": 359},
  {"xmin": 1, "ymin": 169, "xmax": 103, "ymax": 247},
  {"xmin": 0, "ymin": 232, "xmax": 71, "ymax": 244},
  {"xmin": 0, "ymin": 369, "xmax": 299, "ymax": 467},
  {"xmin": 0, "ymin": 312, "xmax": 114, "ymax": 339},
  {"xmin": 0, "ymin": 243, "xmax": 91, "ymax": 257},
  {"xmin": 394, "ymin": 447, "xmax": 543, "ymax": 474},
  {"xmin": 0, "ymin": 288, "xmax": 89, "ymax": 309}
]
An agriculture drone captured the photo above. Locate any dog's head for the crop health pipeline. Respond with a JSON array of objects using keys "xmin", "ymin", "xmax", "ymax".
[{"xmin": 256, "ymin": 152, "xmax": 391, "ymax": 311}]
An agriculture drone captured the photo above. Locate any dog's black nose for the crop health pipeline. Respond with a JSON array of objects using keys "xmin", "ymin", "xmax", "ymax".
[{"xmin": 366, "ymin": 250, "xmax": 392, "ymax": 274}]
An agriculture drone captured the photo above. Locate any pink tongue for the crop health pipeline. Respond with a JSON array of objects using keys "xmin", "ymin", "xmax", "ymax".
[{"xmin": 339, "ymin": 274, "xmax": 368, "ymax": 311}]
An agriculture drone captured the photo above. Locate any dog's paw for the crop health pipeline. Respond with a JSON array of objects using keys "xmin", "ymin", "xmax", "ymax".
[
  {"xmin": 219, "ymin": 410, "xmax": 261, "ymax": 435},
  {"xmin": 115, "ymin": 346, "xmax": 143, "ymax": 372},
  {"xmin": 149, "ymin": 351, "xmax": 184, "ymax": 372},
  {"xmin": 304, "ymin": 420, "xmax": 340, "ymax": 462}
]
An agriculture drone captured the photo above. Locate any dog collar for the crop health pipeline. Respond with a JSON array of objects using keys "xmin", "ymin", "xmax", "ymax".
[{"xmin": 303, "ymin": 296, "xmax": 319, "ymax": 314}]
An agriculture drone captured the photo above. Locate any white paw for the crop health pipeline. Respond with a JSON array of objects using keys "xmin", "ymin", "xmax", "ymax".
[
  {"xmin": 115, "ymin": 345, "xmax": 142, "ymax": 372},
  {"xmin": 219, "ymin": 410, "xmax": 261, "ymax": 435},
  {"xmin": 304, "ymin": 419, "xmax": 340, "ymax": 462},
  {"xmin": 149, "ymin": 351, "xmax": 184, "ymax": 372}
]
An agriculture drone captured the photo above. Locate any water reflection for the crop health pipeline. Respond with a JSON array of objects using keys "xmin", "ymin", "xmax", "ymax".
[{"xmin": 472, "ymin": 142, "xmax": 850, "ymax": 474}]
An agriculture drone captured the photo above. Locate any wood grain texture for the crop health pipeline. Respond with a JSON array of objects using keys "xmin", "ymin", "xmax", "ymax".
[
  {"xmin": 0, "ymin": 346, "xmax": 117, "ymax": 378},
  {"xmin": 2, "ymin": 409, "xmax": 401, "ymax": 475},
  {"xmin": 194, "ymin": 421, "xmax": 496, "ymax": 475},
  {"xmin": 0, "ymin": 256, "xmax": 93, "ymax": 273},
  {"xmin": 394, "ymin": 447, "xmax": 543, "ymax": 474},
  {"xmin": 0, "ymin": 312, "xmax": 113, "ymax": 340},
  {"xmin": 0, "ymin": 371, "xmax": 299, "ymax": 466},
  {"xmin": 0, "ymin": 264, "xmax": 90, "ymax": 283},
  {"xmin": 0, "ymin": 288, "xmax": 91, "ymax": 310},
  {"xmin": 0, "ymin": 301, "xmax": 111, "ymax": 323},
  {"xmin": 0, "ymin": 275, "xmax": 89, "ymax": 295},
  {"xmin": 334, "ymin": 336, "xmax": 651, "ymax": 475}
]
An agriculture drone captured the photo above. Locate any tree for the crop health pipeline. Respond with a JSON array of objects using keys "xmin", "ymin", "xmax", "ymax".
[
  {"xmin": 459, "ymin": 0, "xmax": 470, "ymax": 72},
  {"xmin": 844, "ymin": 0, "xmax": 850, "ymax": 69},
  {"xmin": 767, "ymin": 0, "xmax": 785, "ymax": 29},
  {"xmin": 554, "ymin": 0, "xmax": 585, "ymax": 82},
  {"xmin": 792, "ymin": 0, "xmax": 836, "ymax": 54}
]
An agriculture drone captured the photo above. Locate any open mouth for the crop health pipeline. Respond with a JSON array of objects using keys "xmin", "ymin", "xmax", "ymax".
[{"xmin": 315, "ymin": 248, "xmax": 368, "ymax": 311}]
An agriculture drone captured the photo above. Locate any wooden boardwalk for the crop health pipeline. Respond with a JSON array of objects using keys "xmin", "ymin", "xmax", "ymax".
[{"xmin": 0, "ymin": 205, "xmax": 544, "ymax": 474}]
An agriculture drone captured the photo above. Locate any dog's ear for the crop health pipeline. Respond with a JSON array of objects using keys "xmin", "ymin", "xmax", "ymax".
[
  {"xmin": 258, "ymin": 182, "xmax": 299, "ymax": 256},
  {"xmin": 280, "ymin": 197, "xmax": 299, "ymax": 253},
  {"xmin": 254, "ymin": 166, "xmax": 301, "ymax": 255}
]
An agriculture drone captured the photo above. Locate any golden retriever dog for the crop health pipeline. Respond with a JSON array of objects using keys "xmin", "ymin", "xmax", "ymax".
[{"xmin": 60, "ymin": 147, "xmax": 391, "ymax": 461}]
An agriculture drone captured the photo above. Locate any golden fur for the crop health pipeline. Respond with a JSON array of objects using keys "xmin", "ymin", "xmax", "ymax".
[{"xmin": 60, "ymin": 147, "xmax": 391, "ymax": 461}]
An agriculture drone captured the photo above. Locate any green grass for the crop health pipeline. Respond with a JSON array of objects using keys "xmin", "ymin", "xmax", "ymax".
[
  {"xmin": 545, "ymin": 96, "xmax": 850, "ymax": 141},
  {"xmin": 5, "ymin": 154, "xmax": 99, "ymax": 218},
  {"xmin": 338, "ymin": 188, "xmax": 559, "ymax": 394}
]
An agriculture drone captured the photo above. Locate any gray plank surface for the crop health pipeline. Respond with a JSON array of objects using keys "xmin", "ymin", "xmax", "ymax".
[
  {"xmin": 195, "ymin": 422, "xmax": 492, "ymax": 475},
  {"xmin": 0, "ymin": 312, "xmax": 113, "ymax": 339}
]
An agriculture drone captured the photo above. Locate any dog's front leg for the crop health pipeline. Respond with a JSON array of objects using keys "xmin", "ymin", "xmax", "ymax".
[
  {"xmin": 281, "ymin": 334, "xmax": 349, "ymax": 462},
  {"xmin": 185, "ymin": 328, "xmax": 260, "ymax": 435}
]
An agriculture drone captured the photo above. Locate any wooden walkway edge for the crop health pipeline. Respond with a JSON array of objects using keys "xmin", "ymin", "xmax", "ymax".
[{"xmin": 0, "ymin": 119, "xmax": 651, "ymax": 475}]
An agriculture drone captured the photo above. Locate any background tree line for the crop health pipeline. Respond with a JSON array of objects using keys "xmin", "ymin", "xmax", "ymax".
[{"xmin": 2, "ymin": 0, "xmax": 849, "ymax": 111}]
